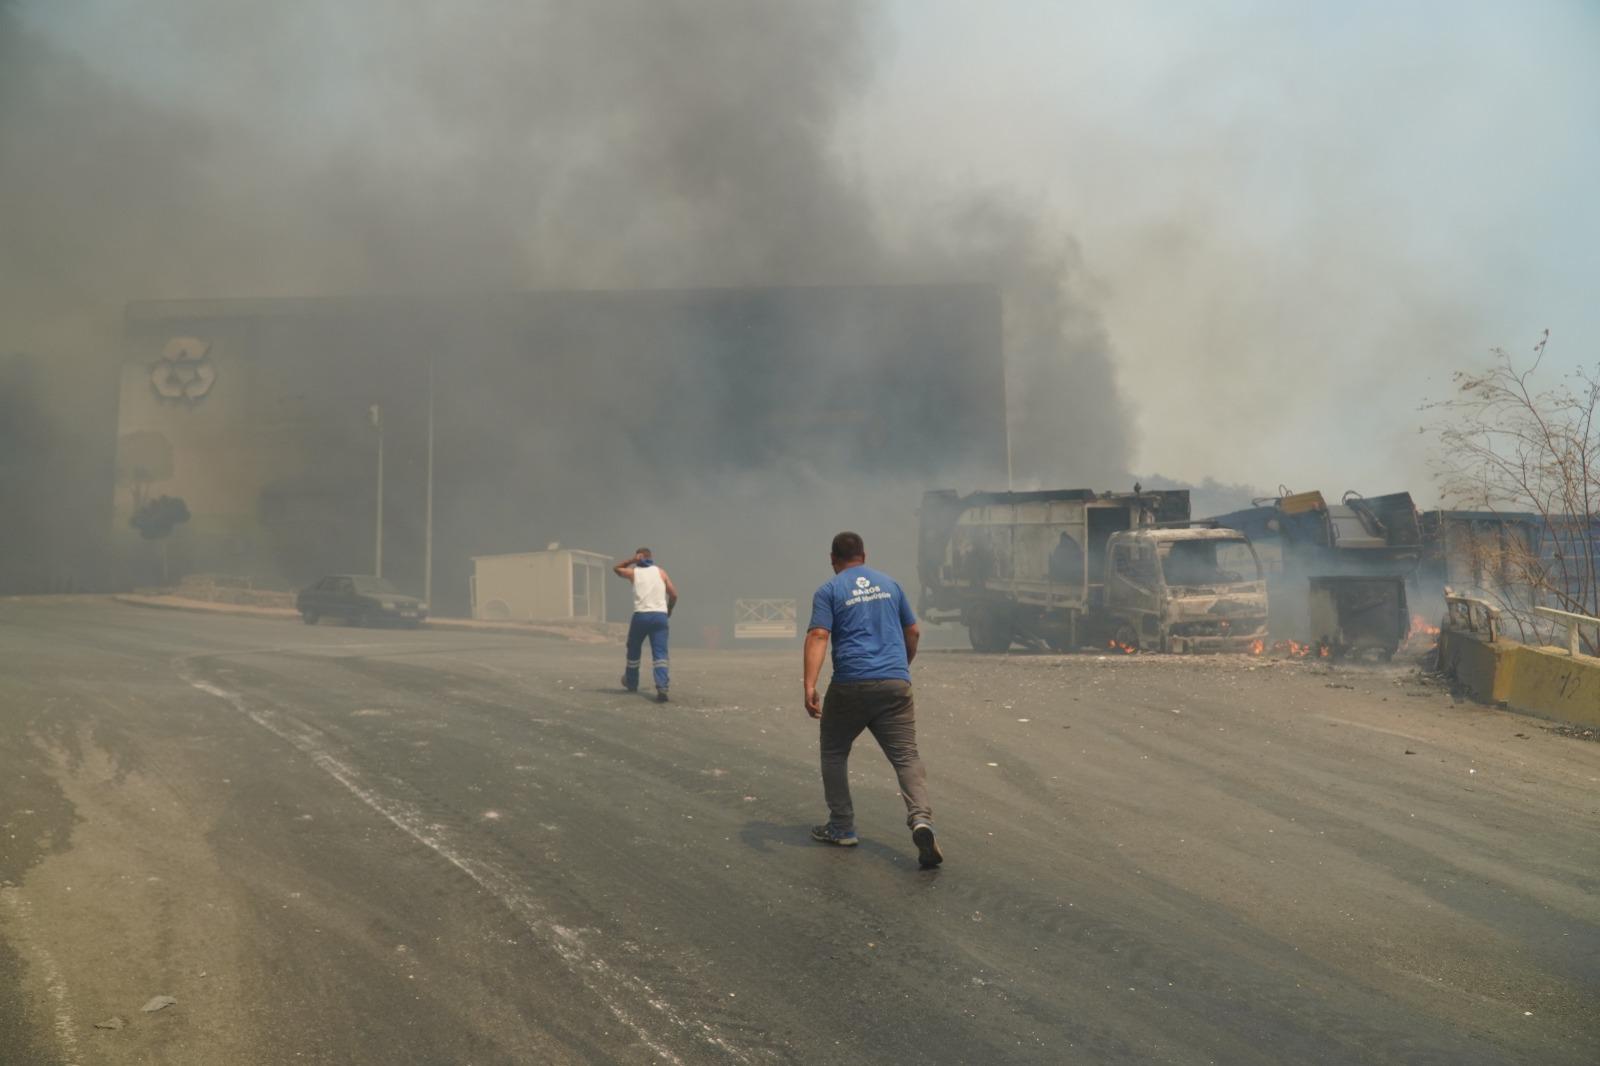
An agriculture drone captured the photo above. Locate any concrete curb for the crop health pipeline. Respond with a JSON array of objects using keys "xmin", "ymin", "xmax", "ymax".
[
  {"xmin": 111, "ymin": 595, "xmax": 619, "ymax": 644},
  {"xmin": 113, "ymin": 594, "xmax": 298, "ymax": 619}
]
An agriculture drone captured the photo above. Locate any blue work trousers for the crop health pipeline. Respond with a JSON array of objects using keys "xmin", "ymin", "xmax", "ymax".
[{"xmin": 624, "ymin": 611, "xmax": 670, "ymax": 692}]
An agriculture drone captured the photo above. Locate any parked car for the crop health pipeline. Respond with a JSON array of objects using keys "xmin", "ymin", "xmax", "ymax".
[{"xmin": 297, "ymin": 575, "xmax": 428, "ymax": 627}]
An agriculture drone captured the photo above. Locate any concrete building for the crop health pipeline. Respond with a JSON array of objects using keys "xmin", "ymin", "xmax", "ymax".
[{"xmin": 114, "ymin": 285, "xmax": 1006, "ymax": 625}]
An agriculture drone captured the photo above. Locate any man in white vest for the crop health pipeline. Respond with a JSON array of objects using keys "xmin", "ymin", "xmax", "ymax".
[{"xmin": 613, "ymin": 547, "xmax": 678, "ymax": 702}]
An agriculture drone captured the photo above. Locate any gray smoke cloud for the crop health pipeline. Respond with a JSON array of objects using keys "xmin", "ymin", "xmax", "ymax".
[
  {"xmin": 1, "ymin": 0, "xmax": 1132, "ymax": 605},
  {"xmin": 2, "ymin": 3, "xmax": 880, "ymax": 301}
]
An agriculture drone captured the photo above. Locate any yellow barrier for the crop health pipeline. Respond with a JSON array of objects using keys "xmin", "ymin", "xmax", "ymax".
[
  {"xmin": 1501, "ymin": 643, "xmax": 1600, "ymax": 728},
  {"xmin": 1438, "ymin": 629, "xmax": 1600, "ymax": 728},
  {"xmin": 1437, "ymin": 629, "xmax": 1514, "ymax": 704}
]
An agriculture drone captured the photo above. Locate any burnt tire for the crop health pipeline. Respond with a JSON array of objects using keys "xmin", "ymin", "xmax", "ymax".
[
  {"xmin": 967, "ymin": 606, "xmax": 1013, "ymax": 653},
  {"xmin": 301, "ymin": 609, "xmax": 319, "ymax": 625},
  {"xmin": 1113, "ymin": 623, "xmax": 1141, "ymax": 652}
]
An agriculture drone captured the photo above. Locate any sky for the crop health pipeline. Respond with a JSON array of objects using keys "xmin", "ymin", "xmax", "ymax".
[{"xmin": 12, "ymin": 0, "xmax": 1600, "ymax": 508}]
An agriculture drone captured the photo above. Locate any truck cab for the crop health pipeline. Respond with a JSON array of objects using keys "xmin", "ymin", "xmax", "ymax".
[{"xmin": 1104, "ymin": 528, "xmax": 1268, "ymax": 652}]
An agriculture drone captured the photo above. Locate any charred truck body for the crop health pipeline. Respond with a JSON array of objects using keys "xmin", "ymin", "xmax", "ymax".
[
  {"xmin": 918, "ymin": 489, "xmax": 1269, "ymax": 653},
  {"xmin": 1210, "ymin": 491, "xmax": 1421, "ymax": 657}
]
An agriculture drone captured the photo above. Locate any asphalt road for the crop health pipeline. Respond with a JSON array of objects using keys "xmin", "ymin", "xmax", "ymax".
[{"xmin": 2, "ymin": 597, "xmax": 1597, "ymax": 1065}]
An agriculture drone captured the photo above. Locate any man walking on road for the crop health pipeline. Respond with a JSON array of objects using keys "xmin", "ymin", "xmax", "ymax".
[
  {"xmin": 803, "ymin": 531, "xmax": 942, "ymax": 868},
  {"xmin": 614, "ymin": 548, "xmax": 677, "ymax": 703}
]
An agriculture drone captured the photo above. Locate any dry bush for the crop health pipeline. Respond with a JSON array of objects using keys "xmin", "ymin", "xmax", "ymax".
[{"xmin": 1426, "ymin": 332, "xmax": 1599, "ymax": 651}]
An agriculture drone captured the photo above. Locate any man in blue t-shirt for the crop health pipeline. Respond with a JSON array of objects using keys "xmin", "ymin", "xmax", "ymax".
[{"xmin": 803, "ymin": 531, "xmax": 942, "ymax": 868}]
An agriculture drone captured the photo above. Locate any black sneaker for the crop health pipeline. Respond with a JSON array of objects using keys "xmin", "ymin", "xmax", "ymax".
[
  {"xmin": 655, "ymin": 689, "xmax": 669, "ymax": 703},
  {"xmin": 621, "ymin": 674, "xmax": 637, "ymax": 692},
  {"xmin": 912, "ymin": 823, "xmax": 943, "ymax": 868},
  {"xmin": 809, "ymin": 823, "xmax": 859, "ymax": 847}
]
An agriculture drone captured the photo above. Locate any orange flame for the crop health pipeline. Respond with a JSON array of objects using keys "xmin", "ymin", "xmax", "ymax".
[
  {"xmin": 1106, "ymin": 639, "xmax": 1138, "ymax": 655},
  {"xmin": 1409, "ymin": 614, "xmax": 1441, "ymax": 640},
  {"xmin": 1247, "ymin": 639, "xmax": 1323, "ymax": 659}
]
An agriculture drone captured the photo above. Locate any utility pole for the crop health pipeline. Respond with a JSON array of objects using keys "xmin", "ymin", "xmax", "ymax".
[
  {"xmin": 423, "ymin": 358, "xmax": 434, "ymax": 606},
  {"xmin": 1002, "ymin": 336, "xmax": 1014, "ymax": 492},
  {"xmin": 371, "ymin": 403, "xmax": 384, "ymax": 578}
]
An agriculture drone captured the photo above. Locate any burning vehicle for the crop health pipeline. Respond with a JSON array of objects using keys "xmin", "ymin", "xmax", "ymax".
[
  {"xmin": 1307, "ymin": 575, "xmax": 1409, "ymax": 659},
  {"xmin": 1210, "ymin": 489, "xmax": 1424, "ymax": 646},
  {"xmin": 918, "ymin": 488, "xmax": 1269, "ymax": 653}
]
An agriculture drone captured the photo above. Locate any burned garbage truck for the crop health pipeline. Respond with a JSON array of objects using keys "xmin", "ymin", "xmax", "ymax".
[
  {"xmin": 1210, "ymin": 491, "xmax": 1421, "ymax": 658},
  {"xmin": 918, "ymin": 489, "xmax": 1269, "ymax": 653}
]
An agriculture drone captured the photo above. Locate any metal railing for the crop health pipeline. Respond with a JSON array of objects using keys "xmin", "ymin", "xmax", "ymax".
[
  {"xmin": 1444, "ymin": 594, "xmax": 1501, "ymax": 642},
  {"xmin": 1532, "ymin": 606, "xmax": 1600, "ymax": 658},
  {"xmin": 734, "ymin": 598, "xmax": 798, "ymax": 639}
]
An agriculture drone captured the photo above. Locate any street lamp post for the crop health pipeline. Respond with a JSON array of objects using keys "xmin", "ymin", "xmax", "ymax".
[
  {"xmin": 370, "ymin": 403, "xmax": 384, "ymax": 578},
  {"xmin": 423, "ymin": 359, "xmax": 434, "ymax": 606}
]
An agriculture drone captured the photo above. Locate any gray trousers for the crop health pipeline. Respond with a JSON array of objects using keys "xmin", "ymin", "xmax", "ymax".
[{"xmin": 820, "ymin": 679, "xmax": 932, "ymax": 831}]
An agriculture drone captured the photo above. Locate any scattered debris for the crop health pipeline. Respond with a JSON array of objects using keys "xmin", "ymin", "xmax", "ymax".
[
  {"xmin": 93, "ymin": 1016, "xmax": 125, "ymax": 1030},
  {"xmin": 1404, "ymin": 750, "xmax": 1416, "ymax": 755},
  {"xmin": 141, "ymin": 995, "xmax": 176, "ymax": 1013}
]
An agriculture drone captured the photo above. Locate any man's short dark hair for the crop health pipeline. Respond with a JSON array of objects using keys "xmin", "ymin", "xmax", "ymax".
[
  {"xmin": 830, "ymin": 531, "xmax": 865, "ymax": 561},
  {"xmin": 636, "ymin": 547, "xmax": 652, "ymax": 558}
]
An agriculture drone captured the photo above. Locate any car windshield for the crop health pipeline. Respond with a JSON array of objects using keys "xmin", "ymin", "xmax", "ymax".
[
  {"xmin": 1161, "ymin": 539, "xmax": 1260, "ymax": 586},
  {"xmin": 350, "ymin": 576, "xmax": 401, "ymax": 595}
]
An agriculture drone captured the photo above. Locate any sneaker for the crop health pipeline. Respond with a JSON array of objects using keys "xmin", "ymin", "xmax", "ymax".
[
  {"xmin": 655, "ymin": 689, "xmax": 669, "ymax": 703},
  {"xmin": 911, "ymin": 823, "xmax": 943, "ymax": 868},
  {"xmin": 621, "ymin": 675, "xmax": 637, "ymax": 692},
  {"xmin": 809, "ymin": 823, "xmax": 859, "ymax": 847}
]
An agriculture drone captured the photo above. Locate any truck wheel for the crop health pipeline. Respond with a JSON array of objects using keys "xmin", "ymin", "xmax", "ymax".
[
  {"xmin": 967, "ymin": 607, "xmax": 1013, "ymax": 653},
  {"xmin": 1112, "ymin": 623, "xmax": 1141, "ymax": 653},
  {"xmin": 301, "ymin": 609, "xmax": 319, "ymax": 625}
]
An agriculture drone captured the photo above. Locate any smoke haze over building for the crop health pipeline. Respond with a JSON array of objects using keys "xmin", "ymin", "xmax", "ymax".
[
  {"xmin": 3, "ymin": 1, "xmax": 1596, "ymax": 599},
  {"xmin": 851, "ymin": 0, "xmax": 1600, "ymax": 495}
]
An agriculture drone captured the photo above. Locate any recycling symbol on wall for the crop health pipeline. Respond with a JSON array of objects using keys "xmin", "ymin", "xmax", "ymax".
[{"xmin": 150, "ymin": 337, "xmax": 217, "ymax": 405}]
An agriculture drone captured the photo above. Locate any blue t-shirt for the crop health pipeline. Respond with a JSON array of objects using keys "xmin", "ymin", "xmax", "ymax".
[{"xmin": 809, "ymin": 565, "xmax": 917, "ymax": 683}]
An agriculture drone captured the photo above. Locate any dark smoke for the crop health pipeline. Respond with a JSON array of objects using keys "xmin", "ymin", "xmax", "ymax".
[
  {"xmin": 903, "ymin": 198, "xmax": 1132, "ymax": 485},
  {"xmin": 1, "ymin": 1, "xmax": 1132, "ymax": 608}
]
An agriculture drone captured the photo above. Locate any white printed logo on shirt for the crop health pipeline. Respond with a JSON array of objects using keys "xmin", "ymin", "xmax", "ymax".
[{"xmin": 844, "ymin": 574, "xmax": 891, "ymax": 608}]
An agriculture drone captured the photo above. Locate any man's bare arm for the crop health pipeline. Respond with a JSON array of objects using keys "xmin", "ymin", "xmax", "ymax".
[
  {"xmin": 613, "ymin": 559, "xmax": 636, "ymax": 580},
  {"xmin": 803, "ymin": 627, "xmax": 829, "ymax": 718},
  {"xmin": 903, "ymin": 622, "xmax": 920, "ymax": 665},
  {"xmin": 661, "ymin": 569, "xmax": 679, "ymax": 610}
]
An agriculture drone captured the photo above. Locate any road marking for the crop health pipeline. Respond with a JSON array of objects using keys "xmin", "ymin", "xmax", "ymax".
[
  {"xmin": 1, "ymin": 888, "xmax": 82, "ymax": 1065},
  {"xmin": 178, "ymin": 658, "xmax": 763, "ymax": 1065}
]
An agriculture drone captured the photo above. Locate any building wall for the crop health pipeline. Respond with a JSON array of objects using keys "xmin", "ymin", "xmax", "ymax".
[
  {"xmin": 115, "ymin": 320, "xmax": 288, "ymax": 581},
  {"xmin": 116, "ymin": 286, "xmax": 1006, "ymax": 622}
]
